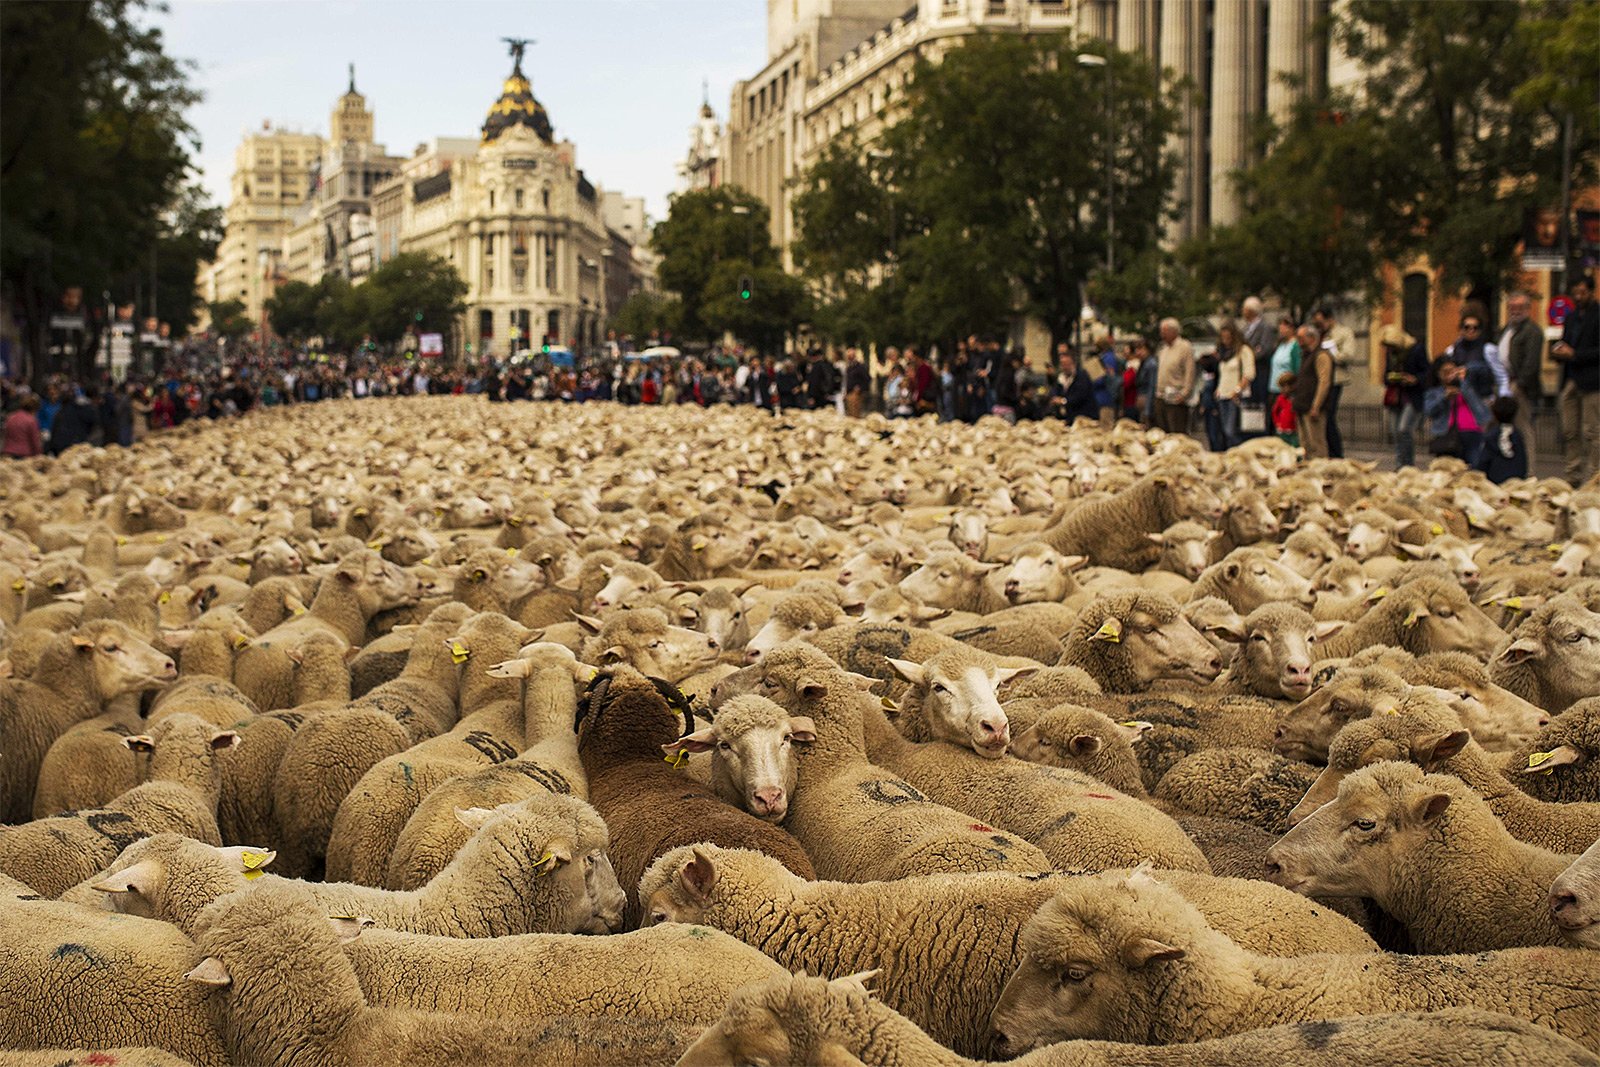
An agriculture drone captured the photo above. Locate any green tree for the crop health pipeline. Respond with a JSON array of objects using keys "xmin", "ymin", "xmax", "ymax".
[
  {"xmin": 207, "ymin": 299, "xmax": 251, "ymax": 340},
  {"xmin": 701, "ymin": 260, "xmax": 809, "ymax": 355},
  {"xmin": 652, "ymin": 186, "xmax": 796, "ymax": 344},
  {"xmin": 263, "ymin": 280, "xmax": 322, "ymax": 342},
  {"xmin": 1327, "ymin": 0, "xmax": 1597, "ymax": 300},
  {"xmin": 146, "ymin": 182, "xmax": 224, "ymax": 337},
  {"xmin": 609, "ymin": 290, "xmax": 682, "ymax": 343},
  {"xmin": 360, "ymin": 252, "xmax": 467, "ymax": 345},
  {"xmin": 2, "ymin": 0, "xmax": 202, "ymax": 380},
  {"xmin": 1179, "ymin": 100, "xmax": 1388, "ymax": 321},
  {"xmin": 1091, "ymin": 247, "xmax": 1211, "ymax": 336}
]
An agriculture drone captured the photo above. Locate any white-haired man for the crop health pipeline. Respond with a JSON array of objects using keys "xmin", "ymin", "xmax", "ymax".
[{"xmin": 1154, "ymin": 317, "xmax": 1195, "ymax": 435}]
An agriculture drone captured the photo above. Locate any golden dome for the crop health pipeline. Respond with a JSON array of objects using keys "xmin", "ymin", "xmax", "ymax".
[{"xmin": 482, "ymin": 66, "xmax": 553, "ymax": 144}]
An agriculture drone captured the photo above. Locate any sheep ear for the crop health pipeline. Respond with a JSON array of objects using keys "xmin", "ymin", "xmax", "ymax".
[
  {"xmin": 843, "ymin": 671, "xmax": 879, "ymax": 691},
  {"xmin": 663, "ymin": 728, "xmax": 717, "ymax": 755},
  {"xmin": 572, "ymin": 612, "xmax": 604, "ymax": 634},
  {"xmin": 796, "ymin": 675, "xmax": 829, "ymax": 700},
  {"xmin": 1123, "ymin": 938, "xmax": 1185, "ymax": 969},
  {"xmin": 161, "ymin": 628, "xmax": 195, "ymax": 648},
  {"xmin": 283, "ymin": 646, "xmax": 306, "ymax": 666},
  {"xmin": 1145, "ymin": 533, "xmax": 1166, "ymax": 546},
  {"xmin": 597, "ymin": 645, "xmax": 628, "ymax": 665},
  {"xmin": 1416, "ymin": 730, "xmax": 1469, "ymax": 771},
  {"xmin": 1312, "ymin": 620, "xmax": 1346, "ymax": 640},
  {"xmin": 1413, "ymin": 791, "xmax": 1452, "ymax": 824},
  {"xmin": 830, "ymin": 969, "xmax": 882, "ymax": 997},
  {"xmin": 994, "ymin": 666, "xmax": 1039, "ymax": 686},
  {"xmin": 1497, "ymin": 638, "xmax": 1542, "ymax": 665},
  {"xmin": 788, "ymin": 716, "xmax": 817, "ymax": 743},
  {"xmin": 71, "ymin": 633, "xmax": 96, "ymax": 650},
  {"xmin": 124, "ymin": 735, "xmax": 155, "ymax": 753},
  {"xmin": 327, "ymin": 915, "xmax": 373, "ymax": 944},
  {"xmin": 680, "ymin": 848, "xmax": 718, "ymax": 901},
  {"xmin": 92, "ymin": 859, "xmax": 161, "ymax": 897},
  {"xmin": 1397, "ymin": 543, "xmax": 1428, "ymax": 558},
  {"xmin": 885, "ymin": 658, "xmax": 924, "ymax": 686},
  {"xmin": 185, "ymin": 957, "xmax": 232, "ymax": 987},
  {"xmin": 209, "ymin": 731, "xmax": 242, "ymax": 752},
  {"xmin": 1520, "ymin": 745, "xmax": 1581, "ymax": 775},
  {"xmin": 1068, "ymin": 734, "xmax": 1102, "ymax": 758},
  {"xmin": 1062, "ymin": 555, "xmax": 1089, "ymax": 571},
  {"xmin": 454, "ymin": 806, "xmax": 498, "ymax": 831},
  {"xmin": 485, "ymin": 658, "xmax": 534, "ymax": 680},
  {"xmin": 1222, "ymin": 561, "xmax": 1242, "ymax": 581},
  {"xmin": 1115, "ymin": 720, "xmax": 1155, "ymax": 744},
  {"xmin": 1207, "ymin": 620, "xmax": 1246, "ymax": 643}
]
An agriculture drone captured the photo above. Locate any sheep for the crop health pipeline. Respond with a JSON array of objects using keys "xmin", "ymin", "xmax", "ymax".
[
  {"xmin": 1180, "ymin": 595, "xmax": 1245, "ymax": 667},
  {"xmin": 1268, "ymin": 760, "xmax": 1580, "ymax": 953},
  {"xmin": 1187, "ymin": 548, "xmax": 1317, "ymax": 614},
  {"xmin": 1213, "ymin": 603, "xmax": 1343, "ymax": 700},
  {"xmin": 1056, "ymin": 591, "xmax": 1221, "ymax": 694},
  {"xmin": 655, "ymin": 515, "xmax": 756, "ymax": 581},
  {"xmin": 1, "ymin": 1049, "xmax": 199, "ymax": 1067},
  {"xmin": 343, "ymin": 921, "xmax": 784, "ymax": 1027},
  {"xmin": 1396, "ymin": 650, "xmax": 1550, "ymax": 753},
  {"xmin": 325, "ymin": 611, "xmax": 542, "ymax": 884},
  {"xmin": 1292, "ymin": 689, "xmax": 1598, "ymax": 851},
  {"xmin": 1552, "ymin": 532, "xmax": 1600, "ymax": 581},
  {"xmin": 742, "ymin": 589, "xmax": 849, "ymax": 662},
  {"xmin": 681, "ymin": 583, "xmax": 751, "ymax": 657},
  {"xmin": 1148, "ymin": 520, "xmax": 1220, "ymax": 582},
  {"xmin": 577, "ymin": 605, "xmax": 721, "ymax": 681},
  {"xmin": 717, "ymin": 645, "xmax": 1054, "ymax": 881},
  {"xmin": 681, "ymin": 971, "xmax": 1600, "ymax": 1067},
  {"xmin": 989, "ymin": 866, "xmax": 1600, "ymax": 1054},
  {"xmin": 883, "ymin": 644, "xmax": 1034, "ymax": 754},
  {"xmin": 897, "ymin": 551, "xmax": 1012, "ymax": 616},
  {"xmin": 1492, "ymin": 593, "xmax": 1600, "ymax": 713},
  {"xmin": 639, "ymin": 845, "xmax": 1375, "ymax": 1058},
  {"xmin": 1279, "ymin": 524, "xmax": 1344, "ymax": 578},
  {"xmin": 1316, "ymin": 575, "xmax": 1505, "ymax": 661},
  {"xmin": 1153, "ymin": 745, "xmax": 1319, "ymax": 835},
  {"xmin": 1509, "ymin": 698, "xmax": 1600, "ymax": 804},
  {"xmin": 1212, "ymin": 488, "xmax": 1281, "ymax": 556},
  {"xmin": 577, "ymin": 664, "xmax": 814, "ymax": 926},
  {"xmin": 1343, "ymin": 507, "xmax": 1415, "ymax": 563},
  {"xmin": 1551, "ymin": 836, "xmax": 1600, "ymax": 949},
  {"xmin": 182, "ymin": 884, "xmax": 694, "ymax": 1067},
  {"xmin": 268, "ymin": 603, "xmax": 474, "ymax": 877},
  {"xmin": 382, "ymin": 643, "xmax": 592, "ymax": 889},
  {"xmin": 0, "ymin": 620, "xmax": 177, "ymax": 822},
  {"xmin": 1039, "ymin": 469, "xmax": 1223, "ymax": 571},
  {"xmin": 0, "ymin": 713, "xmax": 238, "ymax": 897},
  {"xmin": 62, "ymin": 833, "xmax": 276, "ymax": 924},
  {"xmin": 1272, "ymin": 664, "xmax": 1412, "ymax": 763},
  {"xmin": 994, "ymin": 540, "xmax": 1087, "ymax": 606},
  {"xmin": 662, "ymin": 692, "xmax": 815, "ymax": 821},
  {"xmin": 0, "ymin": 894, "xmax": 229, "ymax": 1064}
]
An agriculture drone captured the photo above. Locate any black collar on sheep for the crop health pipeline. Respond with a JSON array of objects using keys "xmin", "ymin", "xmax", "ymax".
[{"xmin": 575, "ymin": 668, "xmax": 697, "ymax": 738}]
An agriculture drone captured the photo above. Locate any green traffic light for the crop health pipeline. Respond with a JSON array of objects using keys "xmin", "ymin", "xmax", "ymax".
[{"xmin": 740, "ymin": 289, "xmax": 751, "ymax": 301}]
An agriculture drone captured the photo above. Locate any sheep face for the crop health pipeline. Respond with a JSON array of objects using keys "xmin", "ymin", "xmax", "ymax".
[
  {"xmin": 640, "ymin": 846, "xmax": 723, "ymax": 927},
  {"xmin": 253, "ymin": 538, "xmax": 304, "ymax": 576},
  {"xmin": 594, "ymin": 616, "xmax": 719, "ymax": 683},
  {"xmin": 1117, "ymin": 609, "xmax": 1222, "ymax": 688},
  {"xmin": 591, "ymin": 562, "xmax": 661, "ymax": 611},
  {"xmin": 1001, "ymin": 547, "xmax": 1082, "ymax": 604},
  {"xmin": 74, "ymin": 621, "xmax": 177, "ymax": 697},
  {"xmin": 666, "ymin": 697, "xmax": 816, "ymax": 821},
  {"xmin": 1162, "ymin": 471, "xmax": 1224, "ymax": 524},
  {"xmin": 860, "ymin": 588, "xmax": 945, "ymax": 626},
  {"xmin": 1149, "ymin": 527, "xmax": 1216, "ymax": 580},
  {"xmin": 336, "ymin": 550, "xmax": 424, "ymax": 614},
  {"xmin": 1226, "ymin": 608, "xmax": 1343, "ymax": 700},
  {"xmin": 743, "ymin": 598, "xmax": 843, "ymax": 664},
  {"xmin": 674, "ymin": 994, "xmax": 794, "ymax": 1067},
  {"xmin": 1011, "ymin": 708, "xmax": 1149, "ymax": 770},
  {"xmin": 1399, "ymin": 587, "xmax": 1506, "ymax": 660},
  {"xmin": 897, "ymin": 553, "xmax": 996, "ymax": 611},
  {"xmin": 1400, "ymin": 536, "xmax": 1482, "ymax": 590},
  {"xmin": 1210, "ymin": 553, "xmax": 1317, "ymax": 612},
  {"xmin": 1265, "ymin": 761, "xmax": 1452, "ymax": 900},
  {"xmin": 889, "ymin": 653, "xmax": 1028, "ymax": 757},
  {"xmin": 380, "ymin": 525, "xmax": 440, "ymax": 566},
  {"xmin": 1552, "ymin": 535, "xmax": 1600, "ymax": 581},
  {"xmin": 1273, "ymin": 668, "xmax": 1406, "ymax": 763},
  {"xmin": 1550, "ymin": 838, "xmax": 1600, "ymax": 948},
  {"xmin": 837, "ymin": 544, "xmax": 901, "ymax": 589},
  {"xmin": 1279, "ymin": 529, "xmax": 1340, "ymax": 579},
  {"xmin": 1498, "ymin": 601, "xmax": 1600, "ymax": 711},
  {"xmin": 579, "ymin": 850, "xmax": 627, "ymax": 934},
  {"xmin": 948, "ymin": 510, "xmax": 989, "ymax": 559},
  {"xmin": 1344, "ymin": 517, "xmax": 1400, "ymax": 562},
  {"xmin": 1419, "ymin": 678, "xmax": 1547, "ymax": 752},
  {"xmin": 1224, "ymin": 493, "xmax": 1280, "ymax": 544},
  {"xmin": 687, "ymin": 588, "xmax": 750, "ymax": 655}
]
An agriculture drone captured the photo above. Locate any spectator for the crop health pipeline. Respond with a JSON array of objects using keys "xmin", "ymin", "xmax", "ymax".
[
  {"xmin": 1291, "ymin": 324, "xmax": 1332, "ymax": 459},
  {"xmin": 1153, "ymin": 317, "xmax": 1195, "ymax": 434},
  {"xmin": 1381, "ymin": 324, "xmax": 1430, "ymax": 469},
  {"xmin": 1050, "ymin": 348, "xmax": 1098, "ymax": 424},
  {"xmin": 909, "ymin": 349, "xmax": 935, "ymax": 416},
  {"xmin": 843, "ymin": 348, "xmax": 869, "ymax": 417},
  {"xmin": 1311, "ymin": 306, "xmax": 1357, "ymax": 458},
  {"xmin": 1266, "ymin": 318, "xmax": 1302, "ymax": 429},
  {"xmin": 1444, "ymin": 310, "xmax": 1510, "ymax": 403},
  {"xmin": 3, "ymin": 395, "xmax": 44, "ymax": 459},
  {"xmin": 1272, "ymin": 372, "xmax": 1300, "ymax": 449},
  {"xmin": 1552, "ymin": 273, "xmax": 1599, "ymax": 484},
  {"xmin": 50, "ymin": 386, "xmax": 99, "ymax": 454},
  {"xmin": 1240, "ymin": 295, "xmax": 1271, "ymax": 370},
  {"xmin": 1131, "ymin": 338, "xmax": 1158, "ymax": 424},
  {"xmin": 1214, "ymin": 320, "xmax": 1256, "ymax": 450},
  {"xmin": 1089, "ymin": 331, "xmax": 1123, "ymax": 428},
  {"xmin": 1426, "ymin": 357, "xmax": 1491, "ymax": 464},
  {"xmin": 775, "ymin": 359, "xmax": 802, "ymax": 410},
  {"xmin": 1196, "ymin": 339, "xmax": 1222, "ymax": 451},
  {"xmin": 1474, "ymin": 395, "xmax": 1528, "ymax": 484},
  {"xmin": 1495, "ymin": 292, "xmax": 1544, "ymax": 470}
]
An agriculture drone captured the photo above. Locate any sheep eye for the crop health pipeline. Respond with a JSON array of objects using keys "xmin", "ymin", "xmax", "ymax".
[
  {"xmin": 733, "ymin": 611, "xmax": 743, "ymax": 619},
  {"xmin": 1250, "ymin": 633, "xmax": 1268, "ymax": 643},
  {"xmin": 932, "ymin": 683, "xmax": 948, "ymax": 694},
  {"xmin": 1327, "ymin": 699, "xmax": 1346, "ymax": 714},
  {"xmin": 1062, "ymin": 966, "xmax": 1090, "ymax": 983},
  {"xmin": 1352, "ymin": 818, "xmax": 1377, "ymax": 832},
  {"xmin": 1568, "ymin": 632, "xmax": 1587, "ymax": 643},
  {"xmin": 716, "ymin": 741, "xmax": 731, "ymax": 752},
  {"xmin": 102, "ymin": 645, "xmax": 119, "ymax": 653},
  {"xmin": 650, "ymin": 910, "xmax": 668, "ymax": 924},
  {"xmin": 761, "ymin": 678, "xmax": 777, "ymax": 689},
  {"xmin": 1458, "ymin": 691, "xmax": 1472, "ymax": 701},
  {"xmin": 1436, "ymin": 609, "xmax": 1454, "ymax": 619},
  {"xmin": 649, "ymin": 640, "xmax": 663, "ymax": 649}
]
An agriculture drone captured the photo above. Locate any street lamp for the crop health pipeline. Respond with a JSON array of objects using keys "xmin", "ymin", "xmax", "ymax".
[{"xmin": 1076, "ymin": 52, "xmax": 1114, "ymax": 275}]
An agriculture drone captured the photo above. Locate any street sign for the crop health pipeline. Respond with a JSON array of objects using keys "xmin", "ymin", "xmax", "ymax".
[
  {"xmin": 419, "ymin": 332, "xmax": 444, "ymax": 357},
  {"xmin": 1549, "ymin": 295, "xmax": 1576, "ymax": 326}
]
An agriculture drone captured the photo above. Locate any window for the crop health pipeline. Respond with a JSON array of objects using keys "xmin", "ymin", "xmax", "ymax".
[
  {"xmin": 545, "ymin": 242, "xmax": 557, "ymax": 290},
  {"xmin": 512, "ymin": 228, "xmax": 527, "ymax": 255},
  {"xmin": 485, "ymin": 265, "xmax": 495, "ymax": 290},
  {"xmin": 515, "ymin": 187, "xmax": 524, "ymax": 209},
  {"xmin": 1402, "ymin": 272, "xmax": 1431, "ymax": 352},
  {"xmin": 485, "ymin": 234, "xmax": 494, "ymax": 255},
  {"xmin": 489, "ymin": 188, "xmax": 496, "ymax": 210},
  {"xmin": 542, "ymin": 187, "xmax": 551, "ymax": 210},
  {"xmin": 513, "ymin": 264, "xmax": 527, "ymax": 292}
]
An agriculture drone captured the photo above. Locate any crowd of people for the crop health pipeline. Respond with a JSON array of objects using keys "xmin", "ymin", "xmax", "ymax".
[{"xmin": 4, "ymin": 273, "xmax": 1597, "ymax": 482}]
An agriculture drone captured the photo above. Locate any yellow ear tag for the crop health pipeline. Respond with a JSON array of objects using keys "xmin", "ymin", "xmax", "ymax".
[
  {"xmin": 233, "ymin": 635, "xmax": 251, "ymax": 650},
  {"xmin": 1403, "ymin": 611, "xmax": 1421, "ymax": 628},
  {"xmin": 506, "ymin": 547, "xmax": 519, "ymax": 557},
  {"xmin": 1548, "ymin": 544, "xmax": 1564, "ymax": 555},
  {"xmin": 1381, "ymin": 704, "xmax": 1400, "ymax": 716},
  {"xmin": 1430, "ymin": 523, "xmax": 1444, "ymax": 536},
  {"xmin": 154, "ymin": 536, "xmax": 166, "ymax": 544},
  {"xmin": 292, "ymin": 603, "xmax": 307, "ymax": 617},
  {"xmin": 880, "ymin": 695, "xmax": 898, "ymax": 711},
  {"xmin": 116, "ymin": 536, "xmax": 128, "ymax": 546},
  {"xmin": 158, "ymin": 592, "xmax": 171, "ymax": 605},
  {"xmin": 1367, "ymin": 587, "xmax": 1389, "ymax": 602},
  {"xmin": 507, "ymin": 516, "xmax": 523, "ymax": 527},
  {"xmin": 450, "ymin": 641, "xmax": 470, "ymax": 665},
  {"xmin": 11, "ymin": 579, "xmax": 25, "ymax": 592},
  {"xmin": 1119, "ymin": 720, "xmax": 1142, "ymax": 728},
  {"xmin": 691, "ymin": 539, "xmax": 707, "ymax": 552},
  {"xmin": 664, "ymin": 750, "xmax": 689, "ymax": 768},
  {"xmin": 367, "ymin": 539, "xmax": 383, "ymax": 550},
  {"xmin": 421, "ymin": 557, "xmax": 434, "ymax": 566},
  {"xmin": 433, "ymin": 507, "xmax": 445, "ymax": 517},
  {"xmin": 1092, "ymin": 618, "xmax": 1123, "ymax": 643},
  {"xmin": 532, "ymin": 851, "xmax": 557, "ymax": 874},
  {"xmin": 1527, "ymin": 750, "xmax": 1556, "ymax": 770},
  {"xmin": 1502, "ymin": 596, "xmax": 1524, "ymax": 612},
  {"xmin": 242, "ymin": 868, "xmax": 266, "ymax": 880},
  {"xmin": 239, "ymin": 849, "xmax": 272, "ymax": 871}
]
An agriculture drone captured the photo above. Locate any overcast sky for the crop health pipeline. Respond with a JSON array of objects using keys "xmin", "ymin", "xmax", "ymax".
[{"xmin": 155, "ymin": 0, "xmax": 766, "ymax": 223}]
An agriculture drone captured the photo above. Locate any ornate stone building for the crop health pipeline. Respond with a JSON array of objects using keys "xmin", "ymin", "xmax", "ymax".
[
  {"xmin": 676, "ymin": 92, "xmax": 724, "ymax": 193},
  {"xmin": 213, "ymin": 125, "xmax": 323, "ymax": 324}
]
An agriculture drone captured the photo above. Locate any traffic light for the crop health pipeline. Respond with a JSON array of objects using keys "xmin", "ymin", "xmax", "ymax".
[
  {"xmin": 414, "ymin": 311, "xmax": 424, "ymax": 322},
  {"xmin": 738, "ymin": 275, "xmax": 753, "ymax": 302}
]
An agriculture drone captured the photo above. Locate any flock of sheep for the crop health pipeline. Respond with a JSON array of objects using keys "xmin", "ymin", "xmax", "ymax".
[{"xmin": 1, "ymin": 395, "xmax": 1599, "ymax": 1067}]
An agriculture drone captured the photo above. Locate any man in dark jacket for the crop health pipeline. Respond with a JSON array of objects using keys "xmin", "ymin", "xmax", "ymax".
[
  {"xmin": 1050, "ymin": 349, "xmax": 1099, "ymax": 424},
  {"xmin": 50, "ymin": 386, "xmax": 99, "ymax": 454},
  {"xmin": 1499, "ymin": 291, "xmax": 1545, "ymax": 469},
  {"xmin": 805, "ymin": 352, "xmax": 836, "ymax": 411},
  {"xmin": 1553, "ymin": 273, "xmax": 1600, "ymax": 483}
]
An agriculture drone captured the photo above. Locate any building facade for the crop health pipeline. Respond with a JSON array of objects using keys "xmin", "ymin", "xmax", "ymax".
[
  {"xmin": 676, "ymin": 95, "xmax": 724, "ymax": 193},
  {"xmin": 212, "ymin": 126, "xmax": 324, "ymax": 324}
]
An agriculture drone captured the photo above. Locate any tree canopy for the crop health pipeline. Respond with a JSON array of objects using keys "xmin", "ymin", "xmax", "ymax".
[{"xmin": 262, "ymin": 253, "xmax": 467, "ymax": 351}]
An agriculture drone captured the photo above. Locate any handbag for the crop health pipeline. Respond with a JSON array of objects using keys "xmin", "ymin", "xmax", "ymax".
[
  {"xmin": 1382, "ymin": 385, "xmax": 1401, "ymax": 408},
  {"xmin": 1430, "ymin": 405, "xmax": 1461, "ymax": 457},
  {"xmin": 1239, "ymin": 403, "xmax": 1266, "ymax": 433}
]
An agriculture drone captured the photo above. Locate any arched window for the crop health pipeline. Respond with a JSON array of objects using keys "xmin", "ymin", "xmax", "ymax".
[
  {"xmin": 515, "ymin": 187, "xmax": 524, "ymax": 209},
  {"xmin": 1402, "ymin": 272, "xmax": 1430, "ymax": 353}
]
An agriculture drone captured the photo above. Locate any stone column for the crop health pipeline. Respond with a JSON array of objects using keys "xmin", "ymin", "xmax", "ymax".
[
  {"xmin": 1116, "ymin": 0, "xmax": 1152, "ymax": 53},
  {"xmin": 1210, "ymin": 0, "xmax": 1254, "ymax": 225},
  {"xmin": 1160, "ymin": 0, "xmax": 1202, "ymax": 240},
  {"xmin": 1267, "ymin": 0, "xmax": 1310, "ymax": 125}
]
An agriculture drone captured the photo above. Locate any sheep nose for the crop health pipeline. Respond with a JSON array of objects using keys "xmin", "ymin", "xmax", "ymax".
[
  {"xmin": 1263, "ymin": 858, "xmax": 1284, "ymax": 879},
  {"xmin": 1550, "ymin": 890, "xmax": 1580, "ymax": 922},
  {"xmin": 1207, "ymin": 655, "xmax": 1222, "ymax": 672},
  {"xmin": 1285, "ymin": 663, "xmax": 1311, "ymax": 679},
  {"xmin": 838, "ymin": 573, "xmax": 852, "ymax": 584},
  {"xmin": 1004, "ymin": 580, "xmax": 1020, "ymax": 595},
  {"xmin": 1537, "ymin": 715, "xmax": 1550, "ymax": 726},
  {"xmin": 706, "ymin": 636, "xmax": 720, "ymax": 651},
  {"xmin": 980, "ymin": 719, "xmax": 1005, "ymax": 738},
  {"xmin": 1553, "ymin": 567, "xmax": 1569, "ymax": 578},
  {"xmin": 592, "ymin": 596, "xmax": 610, "ymax": 609},
  {"xmin": 1274, "ymin": 726, "xmax": 1286, "ymax": 740},
  {"xmin": 744, "ymin": 648, "xmax": 762, "ymax": 664},
  {"xmin": 752, "ymin": 787, "xmax": 784, "ymax": 814}
]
